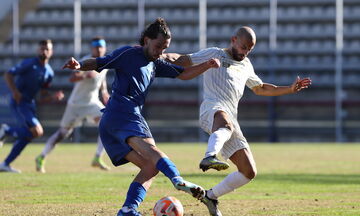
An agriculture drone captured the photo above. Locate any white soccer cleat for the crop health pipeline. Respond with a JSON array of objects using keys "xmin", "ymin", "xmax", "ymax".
[
  {"xmin": 172, "ymin": 177, "xmax": 205, "ymax": 200},
  {"xmin": 0, "ymin": 124, "xmax": 9, "ymax": 147},
  {"xmin": 0, "ymin": 162, "xmax": 21, "ymax": 173}
]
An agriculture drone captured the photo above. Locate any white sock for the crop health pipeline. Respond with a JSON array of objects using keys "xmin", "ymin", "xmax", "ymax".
[
  {"xmin": 205, "ymin": 128, "xmax": 232, "ymax": 158},
  {"xmin": 211, "ymin": 171, "xmax": 251, "ymax": 198},
  {"xmin": 95, "ymin": 136, "xmax": 104, "ymax": 157},
  {"xmin": 41, "ymin": 128, "xmax": 71, "ymax": 157},
  {"xmin": 121, "ymin": 206, "xmax": 131, "ymax": 212},
  {"xmin": 207, "ymin": 189, "xmax": 217, "ymax": 200},
  {"xmin": 41, "ymin": 130, "xmax": 62, "ymax": 156}
]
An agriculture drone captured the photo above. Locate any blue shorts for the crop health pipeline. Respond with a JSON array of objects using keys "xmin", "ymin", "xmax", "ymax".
[
  {"xmin": 10, "ymin": 99, "xmax": 40, "ymax": 128},
  {"xmin": 99, "ymin": 111, "xmax": 153, "ymax": 166}
]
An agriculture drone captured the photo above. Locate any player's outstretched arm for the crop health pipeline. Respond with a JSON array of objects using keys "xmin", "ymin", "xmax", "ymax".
[
  {"xmin": 163, "ymin": 53, "xmax": 193, "ymax": 67},
  {"xmin": 177, "ymin": 58, "xmax": 220, "ymax": 80},
  {"xmin": 39, "ymin": 90, "xmax": 64, "ymax": 103},
  {"xmin": 69, "ymin": 71, "xmax": 98, "ymax": 83},
  {"xmin": 62, "ymin": 57, "xmax": 98, "ymax": 71},
  {"xmin": 252, "ymin": 76, "xmax": 311, "ymax": 96}
]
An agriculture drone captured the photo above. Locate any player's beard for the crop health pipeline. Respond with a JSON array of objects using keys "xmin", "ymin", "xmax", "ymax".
[
  {"xmin": 144, "ymin": 47, "xmax": 157, "ymax": 61},
  {"xmin": 38, "ymin": 54, "xmax": 47, "ymax": 61},
  {"xmin": 231, "ymin": 47, "xmax": 245, "ymax": 61}
]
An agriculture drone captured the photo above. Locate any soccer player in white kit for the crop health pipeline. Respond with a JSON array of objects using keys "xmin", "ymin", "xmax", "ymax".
[
  {"xmin": 165, "ymin": 26, "xmax": 311, "ymax": 216},
  {"xmin": 35, "ymin": 37, "xmax": 111, "ymax": 173}
]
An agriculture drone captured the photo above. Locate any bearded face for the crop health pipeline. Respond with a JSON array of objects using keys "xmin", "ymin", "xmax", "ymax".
[{"xmin": 230, "ymin": 35, "xmax": 255, "ymax": 61}]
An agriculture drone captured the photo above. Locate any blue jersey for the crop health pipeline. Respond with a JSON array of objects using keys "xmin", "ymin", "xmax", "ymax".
[
  {"xmin": 8, "ymin": 57, "xmax": 54, "ymax": 103},
  {"xmin": 96, "ymin": 46, "xmax": 184, "ymax": 113}
]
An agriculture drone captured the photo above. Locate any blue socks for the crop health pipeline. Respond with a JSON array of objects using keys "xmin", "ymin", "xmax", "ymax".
[
  {"xmin": 3, "ymin": 126, "xmax": 33, "ymax": 165},
  {"xmin": 123, "ymin": 182, "xmax": 146, "ymax": 210},
  {"xmin": 121, "ymin": 158, "xmax": 182, "ymax": 211},
  {"xmin": 4, "ymin": 138, "xmax": 30, "ymax": 165},
  {"xmin": 156, "ymin": 157, "xmax": 180, "ymax": 180}
]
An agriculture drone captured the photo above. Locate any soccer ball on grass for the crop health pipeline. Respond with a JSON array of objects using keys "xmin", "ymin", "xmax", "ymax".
[{"xmin": 153, "ymin": 196, "xmax": 184, "ymax": 216}]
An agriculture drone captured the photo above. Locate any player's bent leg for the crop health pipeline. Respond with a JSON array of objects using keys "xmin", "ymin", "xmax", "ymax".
[
  {"xmin": 116, "ymin": 150, "xmax": 158, "ymax": 215},
  {"xmin": 201, "ymin": 148, "xmax": 256, "ymax": 215},
  {"xmin": 230, "ymin": 148, "xmax": 257, "ymax": 180},
  {"xmin": 209, "ymin": 148, "xmax": 256, "ymax": 199},
  {"xmin": 2, "ymin": 137, "xmax": 31, "ymax": 173},
  {"xmin": 127, "ymin": 136, "xmax": 205, "ymax": 199},
  {"xmin": 200, "ymin": 111, "xmax": 233, "ymax": 172},
  {"xmin": 127, "ymin": 137, "xmax": 165, "ymax": 164}
]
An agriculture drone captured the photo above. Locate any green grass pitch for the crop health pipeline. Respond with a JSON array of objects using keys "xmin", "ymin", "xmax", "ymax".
[{"xmin": 1, "ymin": 143, "xmax": 360, "ymax": 215}]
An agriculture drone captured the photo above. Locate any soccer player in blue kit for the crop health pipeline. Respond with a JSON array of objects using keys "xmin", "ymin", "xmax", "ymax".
[
  {"xmin": 62, "ymin": 18, "xmax": 220, "ymax": 216},
  {"xmin": 0, "ymin": 39, "xmax": 64, "ymax": 173}
]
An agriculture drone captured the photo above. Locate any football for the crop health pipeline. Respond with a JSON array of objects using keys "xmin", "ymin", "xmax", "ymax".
[{"xmin": 153, "ymin": 196, "xmax": 184, "ymax": 216}]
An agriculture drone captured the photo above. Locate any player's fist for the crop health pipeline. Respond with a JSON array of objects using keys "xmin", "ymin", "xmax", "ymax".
[
  {"xmin": 62, "ymin": 57, "xmax": 81, "ymax": 70},
  {"xmin": 207, "ymin": 58, "xmax": 220, "ymax": 68},
  {"xmin": 53, "ymin": 90, "xmax": 64, "ymax": 101}
]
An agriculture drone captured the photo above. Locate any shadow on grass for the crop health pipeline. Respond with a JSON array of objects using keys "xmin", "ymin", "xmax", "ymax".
[{"xmin": 181, "ymin": 173, "xmax": 360, "ymax": 185}]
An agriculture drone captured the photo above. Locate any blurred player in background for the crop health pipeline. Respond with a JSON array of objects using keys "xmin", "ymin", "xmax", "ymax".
[
  {"xmin": 35, "ymin": 37, "xmax": 110, "ymax": 173},
  {"xmin": 0, "ymin": 39, "xmax": 64, "ymax": 173},
  {"xmin": 165, "ymin": 26, "xmax": 311, "ymax": 216},
  {"xmin": 63, "ymin": 18, "xmax": 220, "ymax": 216}
]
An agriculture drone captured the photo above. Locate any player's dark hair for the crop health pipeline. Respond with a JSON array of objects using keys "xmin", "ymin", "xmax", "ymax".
[
  {"xmin": 92, "ymin": 36, "xmax": 105, "ymax": 42},
  {"xmin": 139, "ymin": 17, "xmax": 171, "ymax": 46},
  {"xmin": 38, "ymin": 39, "xmax": 52, "ymax": 46}
]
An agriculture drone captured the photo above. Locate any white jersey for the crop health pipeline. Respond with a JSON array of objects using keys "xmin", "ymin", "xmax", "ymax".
[
  {"xmin": 190, "ymin": 47, "xmax": 263, "ymax": 159},
  {"xmin": 189, "ymin": 47, "xmax": 263, "ymax": 117},
  {"xmin": 67, "ymin": 55, "xmax": 108, "ymax": 106}
]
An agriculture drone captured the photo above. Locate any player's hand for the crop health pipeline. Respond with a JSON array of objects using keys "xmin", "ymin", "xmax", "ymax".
[
  {"xmin": 53, "ymin": 90, "xmax": 64, "ymax": 101},
  {"xmin": 62, "ymin": 57, "xmax": 81, "ymax": 70},
  {"xmin": 13, "ymin": 90, "xmax": 22, "ymax": 104},
  {"xmin": 291, "ymin": 76, "xmax": 312, "ymax": 93},
  {"xmin": 207, "ymin": 58, "xmax": 220, "ymax": 68}
]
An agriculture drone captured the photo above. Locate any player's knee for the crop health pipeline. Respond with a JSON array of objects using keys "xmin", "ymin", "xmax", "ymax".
[
  {"xmin": 243, "ymin": 167, "xmax": 257, "ymax": 180},
  {"xmin": 31, "ymin": 127, "xmax": 44, "ymax": 138},
  {"xmin": 223, "ymin": 123, "xmax": 233, "ymax": 133},
  {"xmin": 143, "ymin": 145, "xmax": 166, "ymax": 164}
]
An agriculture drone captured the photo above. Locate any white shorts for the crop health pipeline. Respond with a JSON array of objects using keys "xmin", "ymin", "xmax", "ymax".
[
  {"xmin": 60, "ymin": 102, "xmax": 104, "ymax": 128},
  {"xmin": 199, "ymin": 102, "xmax": 249, "ymax": 160}
]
